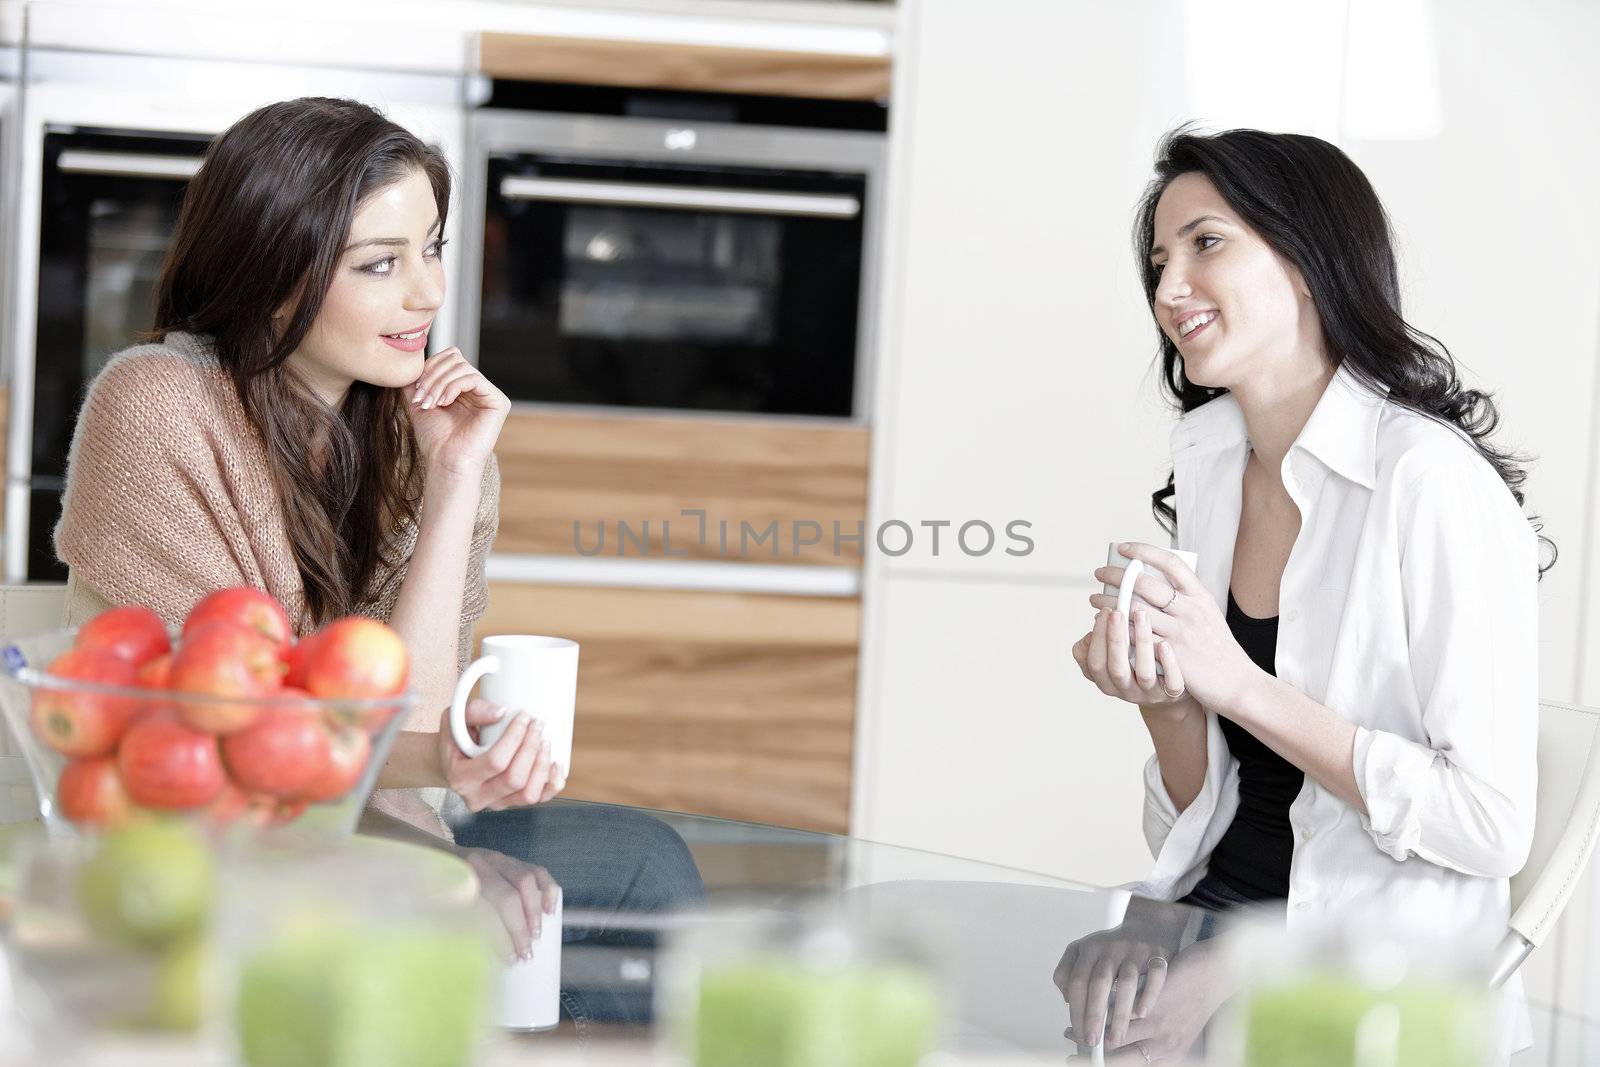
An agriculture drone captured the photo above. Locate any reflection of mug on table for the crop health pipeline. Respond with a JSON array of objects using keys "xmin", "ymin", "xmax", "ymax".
[
  {"xmin": 449, "ymin": 635, "xmax": 579, "ymax": 767},
  {"xmin": 1102, "ymin": 543, "xmax": 1199, "ymax": 677},
  {"xmin": 496, "ymin": 888, "xmax": 563, "ymax": 1031}
]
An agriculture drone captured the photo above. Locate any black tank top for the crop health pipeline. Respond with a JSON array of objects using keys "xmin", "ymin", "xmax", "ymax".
[{"xmin": 1205, "ymin": 591, "xmax": 1302, "ymax": 901}]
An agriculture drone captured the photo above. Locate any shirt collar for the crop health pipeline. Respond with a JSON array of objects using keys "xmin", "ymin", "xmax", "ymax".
[{"xmin": 1170, "ymin": 363, "xmax": 1389, "ymax": 489}]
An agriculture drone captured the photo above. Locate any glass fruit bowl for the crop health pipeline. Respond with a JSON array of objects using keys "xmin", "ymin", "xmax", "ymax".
[{"xmin": 0, "ymin": 627, "xmax": 414, "ymax": 841}]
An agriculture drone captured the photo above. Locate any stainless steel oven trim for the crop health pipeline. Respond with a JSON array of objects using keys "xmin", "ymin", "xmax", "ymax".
[
  {"xmin": 54, "ymin": 148, "xmax": 203, "ymax": 180},
  {"xmin": 486, "ymin": 553, "xmax": 861, "ymax": 598},
  {"xmin": 461, "ymin": 109, "xmax": 887, "ymax": 426},
  {"xmin": 498, "ymin": 175, "xmax": 861, "ymax": 219},
  {"xmin": 6, "ymin": 136, "xmax": 213, "ymax": 581},
  {"xmin": 502, "ymin": 396, "xmax": 872, "ymax": 431},
  {"xmin": 4, "ymin": 79, "xmax": 43, "ymax": 581}
]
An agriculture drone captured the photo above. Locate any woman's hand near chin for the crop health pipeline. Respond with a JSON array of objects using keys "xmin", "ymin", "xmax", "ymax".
[{"xmin": 406, "ymin": 347, "xmax": 510, "ymax": 480}]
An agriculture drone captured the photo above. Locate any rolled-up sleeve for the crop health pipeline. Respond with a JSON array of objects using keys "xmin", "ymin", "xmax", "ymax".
[
  {"xmin": 1135, "ymin": 712, "xmax": 1242, "ymax": 900},
  {"xmin": 1353, "ymin": 462, "xmax": 1538, "ymax": 878},
  {"xmin": 1142, "ymin": 752, "xmax": 1183, "ymax": 856}
]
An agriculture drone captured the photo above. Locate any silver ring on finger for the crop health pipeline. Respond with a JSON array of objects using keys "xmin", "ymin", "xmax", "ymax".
[
  {"xmin": 1147, "ymin": 955, "xmax": 1167, "ymax": 971},
  {"xmin": 1161, "ymin": 587, "xmax": 1179, "ymax": 611}
]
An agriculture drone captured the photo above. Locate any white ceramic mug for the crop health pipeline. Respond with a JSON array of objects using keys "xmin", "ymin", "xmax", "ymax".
[
  {"xmin": 449, "ymin": 635, "xmax": 579, "ymax": 768},
  {"xmin": 1103, "ymin": 543, "xmax": 1199, "ymax": 676},
  {"xmin": 495, "ymin": 889, "xmax": 563, "ymax": 1031}
]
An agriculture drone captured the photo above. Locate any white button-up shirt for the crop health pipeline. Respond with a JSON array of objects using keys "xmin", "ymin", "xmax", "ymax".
[{"xmin": 1135, "ymin": 365, "xmax": 1538, "ymax": 1049}]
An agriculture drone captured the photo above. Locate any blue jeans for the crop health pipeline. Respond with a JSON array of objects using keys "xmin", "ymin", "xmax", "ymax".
[
  {"xmin": 1178, "ymin": 872, "xmax": 1278, "ymax": 941},
  {"xmin": 450, "ymin": 799, "xmax": 706, "ymax": 1034}
]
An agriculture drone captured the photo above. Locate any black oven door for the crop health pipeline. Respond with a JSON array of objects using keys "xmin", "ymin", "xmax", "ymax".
[
  {"xmin": 29, "ymin": 127, "xmax": 208, "ymax": 580},
  {"xmin": 478, "ymin": 154, "xmax": 866, "ymax": 420}
]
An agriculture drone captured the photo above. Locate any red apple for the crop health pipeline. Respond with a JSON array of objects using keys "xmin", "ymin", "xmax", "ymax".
[
  {"xmin": 76, "ymin": 605, "xmax": 171, "ymax": 666},
  {"xmin": 170, "ymin": 623, "xmax": 285, "ymax": 734},
  {"xmin": 270, "ymin": 799, "xmax": 309, "ymax": 825},
  {"xmin": 302, "ymin": 618, "xmax": 409, "ymax": 700},
  {"xmin": 283, "ymin": 631, "xmax": 322, "ymax": 690},
  {"xmin": 299, "ymin": 723, "xmax": 372, "ymax": 803},
  {"xmin": 205, "ymin": 784, "xmax": 279, "ymax": 829},
  {"xmin": 204, "ymin": 782, "xmax": 251, "ymax": 827},
  {"xmin": 29, "ymin": 647, "xmax": 141, "ymax": 757},
  {"xmin": 58, "ymin": 756, "xmax": 135, "ymax": 826},
  {"xmin": 221, "ymin": 689, "xmax": 330, "ymax": 798},
  {"xmin": 137, "ymin": 653, "xmax": 173, "ymax": 689},
  {"xmin": 182, "ymin": 587, "xmax": 292, "ymax": 649},
  {"xmin": 118, "ymin": 713, "xmax": 227, "ymax": 809}
]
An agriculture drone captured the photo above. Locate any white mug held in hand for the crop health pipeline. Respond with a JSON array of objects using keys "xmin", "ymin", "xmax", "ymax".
[
  {"xmin": 449, "ymin": 635, "xmax": 579, "ymax": 768},
  {"xmin": 1103, "ymin": 543, "xmax": 1199, "ymax": 677}
]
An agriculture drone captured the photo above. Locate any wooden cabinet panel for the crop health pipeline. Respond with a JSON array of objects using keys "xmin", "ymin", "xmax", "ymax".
[
  {"xmin": 475, "ymin": 582, "xmax": 859, "ymax": 833},
  {"xmin": 478, "ymin": 33, "xmax": 892, "ymax": 102},
  {"xmin": 493, "ymin": 410, "xmax": 870, "ymax": 567}
]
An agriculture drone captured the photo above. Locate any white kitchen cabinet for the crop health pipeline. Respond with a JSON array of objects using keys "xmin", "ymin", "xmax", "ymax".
[
  {"xmin": 865, "ymin": 0, "xmax": 1189, "ymax": 582},
  {"xmin": 852, "ymin": 571, "xmax": 1154, "ymax": 887}
]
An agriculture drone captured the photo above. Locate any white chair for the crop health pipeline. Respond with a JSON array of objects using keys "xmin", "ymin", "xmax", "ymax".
[
  {"xmin": 0, "ymin": 583, "xmax": 68, "ymax": 825},
  {"xmin": 1490, "ymin": 698, "xmax": 1600, "ymax": 987}
]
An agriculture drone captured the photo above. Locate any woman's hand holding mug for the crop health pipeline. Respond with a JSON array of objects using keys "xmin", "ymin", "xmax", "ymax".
[
  {"xmin": 435, "ymin": 698, "xmax": 566, "ymax": 812},
  {"xmin": 1087, "ymin": 543, "xmax": 1261, "ymax": 714},
  {"xmin": 456, "ymin": 846, "xmax": 561, "ymax": 962},
  {"xmin": 439, "ymin": 634, "xmax": 580, "ymax": 812},
  {"xmin": 1055, "ymin": 930, "xmax": 1169, "ymax": 1051},
  {"xmin": 1074, "ymin": 543, "xmax": 1195, "ymax": 714}
]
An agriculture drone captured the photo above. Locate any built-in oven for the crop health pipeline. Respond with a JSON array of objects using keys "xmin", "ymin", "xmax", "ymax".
[
  {"xmin": 23, "ymin": 127, "xmax": 208, "ymax": 581},
  {"xmin": 463, "ymin": 108, "xmax": 886, "ymax": 422}
]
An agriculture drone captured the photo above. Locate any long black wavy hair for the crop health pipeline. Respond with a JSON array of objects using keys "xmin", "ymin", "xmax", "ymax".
[{"xmin": 1135, "ymin": 126, "xmax": 1554, "ymax": 576}]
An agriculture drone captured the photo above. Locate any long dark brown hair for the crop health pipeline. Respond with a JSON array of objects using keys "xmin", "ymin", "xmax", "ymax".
[
  {"xmin": 1134, "ymin": 126, "xmax": 1555, "ymax": 576},
  {"xmin": 152, "ymin": 97, "xmax": 450, "ymax": 623}
]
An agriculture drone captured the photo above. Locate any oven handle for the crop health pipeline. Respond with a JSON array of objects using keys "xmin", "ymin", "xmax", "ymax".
[
  {"xmin": 499, "ymin": 176, "xmax": 860, "ymax": 219},
  {"xmin": 55, "ymin": 150, "xmax": 204, "ymax": 181}
]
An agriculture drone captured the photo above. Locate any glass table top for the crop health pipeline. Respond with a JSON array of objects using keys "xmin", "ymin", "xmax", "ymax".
[
  {"xmin": 4, "ymin": 799, "xmax": 1595, "ymax": 1065},
  {"xmin": 487, "ymin": 801, "xmax": 1588, "ymax": 1065}
]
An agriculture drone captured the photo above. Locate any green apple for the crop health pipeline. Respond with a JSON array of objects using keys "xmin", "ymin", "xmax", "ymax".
[
  {"xmin": 143, "ymin": 936, "xmax": 208, "ymax": 1032},
  {"xmin": 696, "ymin": 959, "xmax": 938, "ymax": 1067},
  {"xmin": 77, "ymin": 821, "xmax": 214, "ymax": 948},
  {"xmin": 1245, "ymin": 976, "xmax": 1490, "ymax": 1067},
  {"xmin": 237, "ymin": 913, "xmax": 491, "ymax": 1067}
]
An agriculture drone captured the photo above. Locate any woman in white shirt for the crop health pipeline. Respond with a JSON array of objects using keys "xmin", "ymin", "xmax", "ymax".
[{"xmin": 1058, "ymin": 127, "xmax": 1551, "ymax": 1059}]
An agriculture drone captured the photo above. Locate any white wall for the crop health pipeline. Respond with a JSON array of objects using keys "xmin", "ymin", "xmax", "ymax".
[
  {"xmin": 854, "ymin": 0, "xmax": 1188, "ymax": 887},
  {"xmin": 854, "ymin": 0, "xmax": 1600, "ymax": 1025}
]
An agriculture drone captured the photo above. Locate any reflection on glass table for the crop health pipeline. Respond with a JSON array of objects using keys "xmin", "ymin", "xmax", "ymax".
[
  {"xmin": 515, "ymin": 803, "xmax": 1595, "ymax": 1067},
  {"xmin": 6, "ymin": 799, "xmax": 1597, "ymax": 1065},
  {"xmin": 535, "ymin": 803, "xmax": 1200, "ymax": 1062}
]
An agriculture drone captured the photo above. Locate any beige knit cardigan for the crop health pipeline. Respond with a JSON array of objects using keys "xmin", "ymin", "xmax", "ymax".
[{"xmin": 54, "ymin": 331, "xmax": 500, "ymax": 839}]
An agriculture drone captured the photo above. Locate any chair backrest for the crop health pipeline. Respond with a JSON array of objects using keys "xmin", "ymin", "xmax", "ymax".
[
  {"xmin": 0, "ymin": 584, "xmax": 68, "ymax": 824},
  {"xmin": 1509, "ymin": 699, "xmax": 1600, "ymax": 947}
]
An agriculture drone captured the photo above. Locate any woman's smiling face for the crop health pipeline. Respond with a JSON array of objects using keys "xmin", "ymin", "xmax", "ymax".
[
  {"xmin": 1148, "ymin": 172, "xmax": 1321, "ymax": 390},
  {"xmin": 285, "ymin": 167, "xmax": 446, "ymax": 407}
]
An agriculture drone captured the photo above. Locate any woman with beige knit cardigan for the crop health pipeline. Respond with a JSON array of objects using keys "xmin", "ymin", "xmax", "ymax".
[{"xmin": 54, "ymin": 98, "xmax": 703, "ymax": 1011}]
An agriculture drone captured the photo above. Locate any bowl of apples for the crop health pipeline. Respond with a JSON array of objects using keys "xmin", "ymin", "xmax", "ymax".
[{"xmin": 0, "ymin": 587, "xmax": 415, "ymax": 839}]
